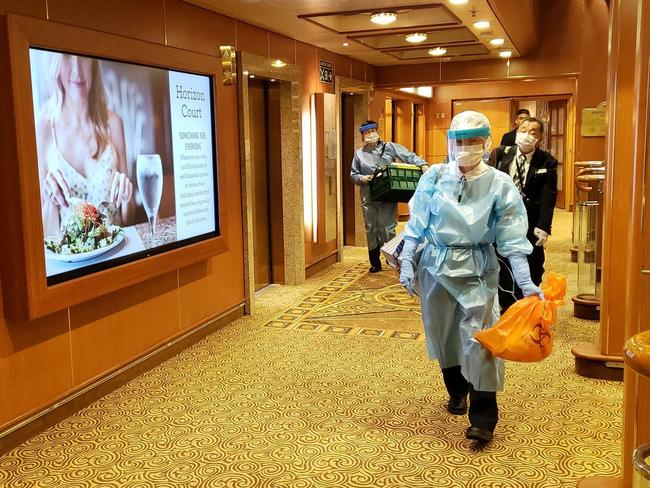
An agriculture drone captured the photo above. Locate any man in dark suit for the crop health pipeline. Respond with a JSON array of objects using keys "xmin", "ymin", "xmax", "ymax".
[
  {"xmin": 500, "ymin": 108, "xmax": 531, "ymax": 146},
  {"xmin": 491, "ymin": 117, "xmax": 558, "ymax": 311}
]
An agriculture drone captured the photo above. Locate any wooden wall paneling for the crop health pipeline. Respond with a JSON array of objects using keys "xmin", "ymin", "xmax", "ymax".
[
  {"xmin": 485, "ymin": 0, "xmax": 537, "ymax": 55},
  {"xmin": 433, "ymin": 79, "xmax": 576, "ymax": 104},
  {"xmin": 394, "ymin": 100, "xmax": 413, "ymax": 219},
  {"xmin": 235, "ymin": 21, "xmax": 268, "ymax": 58},
  {"xmin": 179, "ymin": 68, "xmax": 244, "ymax": 327},
  {"xmin": 452, "ymin": 99, "xmax": 510, "ymax": 150},
  {"xmin": 365, "ymin": 65, "xmax": 376, "ymax": 83},
  {"xmin": 0, "ymin": 14, "xmax": 29, "ymax": 318},
  {"xmin": 69, "ymin": 271, "xmax": 179, "ymax": 386},
  {"xmin": 573, "ymin": 0, "xmax": 608, "ymax": 163},
  {"xmin": 269, "ymin": 32, "xmax": 295, "ymax": 65},
  {"xmin": 296, "ymin": 42, "xmax": 318, "ymax": 95},
  {"xmin": 165, "ymin": 0, "xmax": 236, "ymax": 55},
  {"xmin": 442, "ymin": 59, "xmax": 509, "ymax": 84},
  {"xmin": 603, "ymin": 1, "xmax": 650, "ymax": 486},
  {"xmin": 48, "ymin": 0, "xmax": 165, "ymax": 44},
  {"xmin": 415, "ymin": 103, "xmax": 425, "ymax": 157},
  {"xmin": 0, "ymin": 296, "xmax": 71, "ymax": 429},
  {"xmin": 335, "ymin": 54, "xmax": 352, "ymax": 81},
  {"xmin": 0, "ymin": 0, "xmax": 45, "ymax": 17},
  {"xmin": 350, "ymin": 60, "xmax": 365, "ymax": 82},
  {"xmin": 600, "ymin": 0, "xmax": 638, "ymax": 359},
  {"xmin": 509, "ymin": 0, "xmax": 583, "ymax": 78},
  {"xmin": 394, "ymin": 100, "xmax": 413, "ymax": 149}
]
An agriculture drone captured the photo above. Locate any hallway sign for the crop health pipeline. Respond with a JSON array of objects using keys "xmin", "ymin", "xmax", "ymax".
[{"xmin": 320, "ymin": 60, "xmax": 333, "ymax": 84}]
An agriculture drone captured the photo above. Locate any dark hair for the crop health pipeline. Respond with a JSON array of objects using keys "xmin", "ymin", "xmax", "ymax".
[
  {"xmin": 516, "ymin": 108, "xmax": 531, "ymax": 117},
  {"xmin": 523, "ymin": 116, "xmax": 545, "ymax": 134}
]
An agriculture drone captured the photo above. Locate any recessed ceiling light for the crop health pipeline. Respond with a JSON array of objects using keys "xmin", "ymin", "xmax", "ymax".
[
  {"xmin": 342, "ymin": 42, "xmax": 349, "ymax": 47},
  {"xmin": 473, "ymin": 20, "xmax": 491, "ymax": 29},
  {"xmin": 405, "ymin": 32, "xmax": 428, "ymax": 44},
  {"xmin": 428, "ymin": 47, "xmax": 447, "ymax": 56},
  {"xmin": 271, "ymin": 59, "xmax": 286, "ymax": 68},
  {"xmin": 499, "ymin": 50, "xmax": 512, "ymax": 58},
  {"xmin": 449, "ymin": 0, "xmax": 468, "ymax": 4},
  {"xmin": 490, "ymin": 38, "xmax": 505, "ymax": 46},
  {"xmin": 370, "ymin": 12, "xmax": 397, "ymax": 25}
]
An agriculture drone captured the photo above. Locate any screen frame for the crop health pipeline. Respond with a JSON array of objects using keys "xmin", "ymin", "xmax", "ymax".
[{"xmin": 0, "ymin": 14, "xmax": 229, "ymax": 319}]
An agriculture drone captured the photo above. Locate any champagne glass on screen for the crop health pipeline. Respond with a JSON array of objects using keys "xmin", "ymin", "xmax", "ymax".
[{"xmin": 136, "ymin": 154, "xmax": 163, "ymax": 246}]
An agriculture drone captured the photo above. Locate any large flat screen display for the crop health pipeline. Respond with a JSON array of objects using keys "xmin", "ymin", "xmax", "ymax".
[{"xmin": 29, "ymin": 48, "xmax": 219, "ymax": 285}]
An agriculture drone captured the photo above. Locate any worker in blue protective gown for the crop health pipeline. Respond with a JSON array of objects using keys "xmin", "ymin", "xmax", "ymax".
[
  {"xmin": 398, "ymin": 111, "xmax": 543, "ymax": 443},
  {"xmin": 350, "ymin": 120, "xmax": 429, "ymax": 272}
]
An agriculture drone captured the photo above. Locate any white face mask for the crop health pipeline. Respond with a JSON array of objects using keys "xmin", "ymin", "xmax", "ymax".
[
  {"xmin": 455, "ymin": 144, "xmax": 485, "ymax": 167},
  {"xmin": 516, "ymin": 131, "xmax": 538, "ymax": 153},
  {"xmin": 364, "ymin": 133, "xmax": 380, "ymax": 144}
]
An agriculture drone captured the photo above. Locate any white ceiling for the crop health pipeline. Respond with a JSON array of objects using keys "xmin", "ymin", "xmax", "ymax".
[{"xmin": 183, "ymin": 0, "xmax": 519, "ymax": 66}]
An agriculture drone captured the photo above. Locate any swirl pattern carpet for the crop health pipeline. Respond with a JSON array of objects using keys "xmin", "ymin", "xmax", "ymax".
[{"xmin": 0, "ymin": 211, "xmax": 622, "ymax": 487}]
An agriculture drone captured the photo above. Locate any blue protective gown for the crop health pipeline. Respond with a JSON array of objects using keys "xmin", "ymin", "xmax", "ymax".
[
  {"xmin": 403, "ymin": 161, "xmax": 532, "ymax": 392},
  {"xmin": 351, "ymin": 142, "xmax": 426, "ymax": 250}
]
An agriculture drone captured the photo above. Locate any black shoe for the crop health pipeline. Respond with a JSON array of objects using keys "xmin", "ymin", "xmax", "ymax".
[
  {"xmin": 369, "ymin": 265, "xmax": 382, "ymax": 273},
  {"xmin": 447, "ymin": 396, "xmax": 468, "ymax": 415},
  {"xmin": 465, "ymin": 426, "xmax": 494, "ymax": 443}
]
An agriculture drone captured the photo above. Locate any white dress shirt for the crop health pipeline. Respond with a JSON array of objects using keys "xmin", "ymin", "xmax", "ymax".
[{"xmin": 509, "ymin": 147, "xmax": 535, "ymax": 183}]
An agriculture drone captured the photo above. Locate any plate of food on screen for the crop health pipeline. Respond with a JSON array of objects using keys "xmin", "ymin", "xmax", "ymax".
[{"xmin": 44, "ymin": 198, "xmax": 125, "ymax": 262}]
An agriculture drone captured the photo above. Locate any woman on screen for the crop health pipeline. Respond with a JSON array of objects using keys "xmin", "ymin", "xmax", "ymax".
[{"xmin": 36, "ymin": 53, "xmax": 133, "ymax": 236}]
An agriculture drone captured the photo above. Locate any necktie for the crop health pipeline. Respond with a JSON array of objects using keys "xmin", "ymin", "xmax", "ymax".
[{"xmin": 513, "ymin": 154, "xmax": 527, "ymax": 191}]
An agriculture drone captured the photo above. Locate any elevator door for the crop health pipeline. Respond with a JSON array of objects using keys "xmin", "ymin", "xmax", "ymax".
[
  {"xmin": 248, "ymin": 78, "xmax": 281, "ymax": 290},
  {"xmin": 341, "ymin": 93, "xmax": 356, "ymax": 245}
]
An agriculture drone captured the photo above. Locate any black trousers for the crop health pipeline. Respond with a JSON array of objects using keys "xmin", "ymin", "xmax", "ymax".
[
  {"xmin": 497, "ymin": 230, "xmax": 545, "ymax": 313},
  {"xmin": 441, "ymin": 366, "xmax": 498, "ymax": 432},
  {"xmin": 368, "ymin": 246, "xmax": 382, "ymax": 268}
]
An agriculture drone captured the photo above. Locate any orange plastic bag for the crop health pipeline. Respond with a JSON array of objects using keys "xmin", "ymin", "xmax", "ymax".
[{"xmin": 475, "ymin": 272, "xmax": 567, "ymax": 362}]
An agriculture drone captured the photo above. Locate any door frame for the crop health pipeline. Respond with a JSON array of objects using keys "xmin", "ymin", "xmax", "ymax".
[
  {"xmin": 237, "ymin": 52, "xmax": 305, "ymax": 314},
  {"xmin": 335, "ymin": 76, "xmax": 373, "ymax": 253}
]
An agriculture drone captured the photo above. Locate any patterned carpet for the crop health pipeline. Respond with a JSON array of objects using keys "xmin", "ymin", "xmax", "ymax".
[{"xmin": 0, "ymin": 211, "xmax": 622, "ymax": 487}]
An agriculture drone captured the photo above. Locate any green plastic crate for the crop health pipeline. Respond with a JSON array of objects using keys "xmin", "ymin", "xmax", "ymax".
[{"xmin": 369, "ymin": 164, "xmax": 422, "ymax": 202}]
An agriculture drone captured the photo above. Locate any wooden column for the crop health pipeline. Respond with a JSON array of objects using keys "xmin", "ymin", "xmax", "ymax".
[{"xmin": 581, "ymin": 0, "xmax": 650, "ymax": 486}]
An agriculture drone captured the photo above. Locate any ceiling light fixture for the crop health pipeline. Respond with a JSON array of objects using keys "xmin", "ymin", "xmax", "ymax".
[
  {"xmin": 243, "ymin": 71, "xmax": 249, "ymax": 76},
  {"xmin": 370, "ymin": 12, "xmax": 397, "ymax": 25},
  {"xmin": 490, "ymin": 38, "xmax": 505, "ymax": 46},
  {"xmin": 499, "ymin": 50, "xmax": 512, "ymax": 58},
  {"xmin": 270, "ymin": 79, "xmax": 276, "ymax": 82},
  {"xmin": 405, "ymin": 32, "xmax": 428, "ymax": 44},
  {"xmin": 449, "ymin": 0, "xmax": 469, "ymax": 4},
  {"xmin": 271, "ymin": 59, "xmax": 286, "ymax": 68},
  {"xmin": 428, "ymin": 47, "xmax": 447, "ymax": 56},
  {"xmin": 249, "ymin": 74, "xmax": 255, "ymax": 78},
  {"xmin": 342, "ymin": 42, "xmax": 349, "ymax": 47},
  {"xmin": 473, "ymin": 20, "xmax": 490, "ymax": 29}
]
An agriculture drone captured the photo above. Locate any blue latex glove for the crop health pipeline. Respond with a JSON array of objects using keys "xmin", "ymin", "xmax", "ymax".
[
  {"xmin": 399, "ymin": 238, "xmax": 419, "ymax": 297},
  {"xmin": 509, "ymin": 254, "xmax": 545, "ymax": 300}
]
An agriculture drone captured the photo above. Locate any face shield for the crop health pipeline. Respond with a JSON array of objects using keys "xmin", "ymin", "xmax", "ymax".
[
  {"xmin": 447, "ymin": 126, "xmax": 492, "ymax": 168},
  {"xmin": 359, "ymin": 122, "xmax": 380, "ymax": 145}
]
